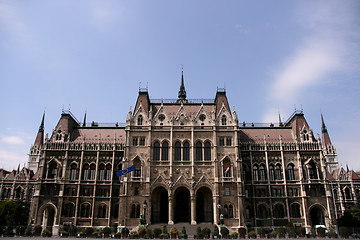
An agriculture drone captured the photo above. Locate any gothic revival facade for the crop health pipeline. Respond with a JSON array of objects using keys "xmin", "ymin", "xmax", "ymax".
[{"xmin": 1, "ymin": 74, "xmax": 359, "ymax": 235}]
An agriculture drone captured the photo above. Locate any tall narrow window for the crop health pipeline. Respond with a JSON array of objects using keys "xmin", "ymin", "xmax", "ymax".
[
  {"xmin": 99, "ymin": 164, "xmax": 105, "ymax": 180},
  {"xmin": 221, "ymin": 115, "xmax": 227, "ymax": 125},
  {"xmin": 224, "ymin": 204, "xmax": 229, "ymax": 218},
  {"xmin": 48, "ymin": 161, "xmax": 57, "ymax": 179},
  {"xmin": 204, "ymin": 141, "xmax": 211, "ymax": 160},
  {"xmin": 196, "ymin": 142, "xmax": 203, "ymax": 161},
  {"xmin": 137, "ymin": 115, "xmax": 143, "ymax": 125},
  {"xmin": 153, "ymin": 141, "xmax": 160, "ymax": 160},
  {"xmin": 259, "ymin": 164, "xmax": 266, "ymax": 181},
  {"xmin": 70, "ymin": 163, "xmax": 77, "ymax": 180},
  {"xmin": 90, "ymin": 164, "xmax": 96, "ymax": 180},
  {"xmin": 287, "ymin": 164, "xmax": 295, "ymax": 180},
  {"xmin": 290, "ymin": 203, "xmax": 301, "ymax": 218},
  {"xmin": 81, "ymin": 203, "xmax": 91, "ymax": 218},
  {"xmin": 275, "ymin": 164, "xmax": 282, "ymax": 180},
  {"xmin": 83, "ymin": 164, "xmax": 89, "ymax": 180},
  {"xmin": 269, "ymin": 164, "xmax": 275, "ymax": 181},
  {"xmin": 134, "ymin": 159, "xmax": 141, "ymax": 177},
  {"xmin": 106, "ymin": 164, "xmax": 112, "ymax": 180},
  {"xmin": 253, "ymin": 165, "xmax": 259, "ymax": 181},
  {"xmin": 162, "ymin": 142, "xmax": 169, "ymax": 161},
  {"xmin": 183, "ymin": 141, "xmax": 190, "ymax": 161},
  {"xmin": 175, "ymin": 141, "xmax": 181, "ymax": 161},
  {"xmin": 274, "ymin": 204, "xmax": 284, "ymax": 218},
  {"xmin": 307, "ymin": 162, "xmax": 317, "ymax": 179},
  {"xmin": 224, "ymin": 161, "xmax": 231, "ymax": 177}
]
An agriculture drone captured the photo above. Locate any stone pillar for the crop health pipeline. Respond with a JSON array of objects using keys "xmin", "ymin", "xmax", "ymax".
[
  {"xmin": 191, "ymin": 194, "xmax": 196, "ymax": 225},
  {"xmin": 168, "ymin": 197, "xmax": 174, "ymax": 224}
]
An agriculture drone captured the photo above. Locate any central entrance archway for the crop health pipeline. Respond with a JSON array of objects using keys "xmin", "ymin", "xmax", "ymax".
[
  {"xmin": 174, "ymin": 187, "xmax": 190, "ymax": 223},
  {"xmin": 151, "ymin": 186, "xmax": 168, "ymax": 224},
  {"xmin": 196, "ymin": 187, "xmax": 213, "ymax": 223},
  {"xmin": 310, "ymin": 206, "xmax": 325, "ymax": 226}
]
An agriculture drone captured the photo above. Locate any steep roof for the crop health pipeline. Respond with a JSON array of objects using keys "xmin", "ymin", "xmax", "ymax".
[{"xmin": 239, "ymin": 128, "xmax": 294, "ymax": 143}]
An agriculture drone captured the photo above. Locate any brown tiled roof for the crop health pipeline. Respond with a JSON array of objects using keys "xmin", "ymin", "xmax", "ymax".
[
  {"xmin": 152, "ymin": 104, "xmax": 215, "ymax": 120},
  {"xmin": 0, "ymin": 169, "xmax": 10, "ymax": 178},
  {"xmin": 239, "ymin": 128, "xmax": 295, "ymax": 143},
  {"xmin": 72, "ymin": 128, "xmax": 126, "ymax": 143},
  {"xmin": 351, "ymin": 170, "xmax": 360, "ymax": 180},
  {"xmin": 5, "ymin": 170, "xmax": 17, "ymax": 179},
  {"xmin": 326, "ymin": 171, "xmax": 335, "ymax": 180}
]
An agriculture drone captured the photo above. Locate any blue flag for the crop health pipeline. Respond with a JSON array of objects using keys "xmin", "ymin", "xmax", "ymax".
[{"xmin": 117, "ymin": 165, "xmax": 135, "ymax": 177}]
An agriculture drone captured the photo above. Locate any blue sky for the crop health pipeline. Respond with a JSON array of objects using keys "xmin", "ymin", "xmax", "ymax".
[{"xmin": 0, "ymin": 0, "xmax": 359, "ymax": 171}]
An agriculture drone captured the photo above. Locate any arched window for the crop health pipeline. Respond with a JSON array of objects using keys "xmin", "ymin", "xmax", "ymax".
[
  {"xmin": 153, "ymin": 141, "xmax": 160, "ymax": 160},
  {"xmin": 56, "ymin": 130, "xmax": 62, "ymax": 141},
  {"xmin": 70, "ymin": 163, "xmax": 77, "ymax": 180},
  {"xmin": 83, "ymin": 164, "xmax": 89, "ymax": 180},
  {"xmin": 228, "ymin": 204, "xmax": 233, "ymax": 218},
  {"xmin": 204, "ymin": 141, "xmax": 211, "ymax": 160},
  {"xmin": 274, "ymin": 204, "xmax": 285, "ymax": 218},
  {"xmin": 269, "ymin": 164, "xmax": 275, "ymax": 181},
  {"xmin": 48, "ymin": 161, "xmax": 58, "ymax": 179},
  {"xmin": 137, "ymin": 115, "xmax": 143, "ymax": 125},
  {"xmin": 345, "ymin": 187, "xmax": 352, "ymax": 200},
  {"xmin": 224, "ymin": 160, "xmax": 231, "ymax": 177},
  {"xmin": 290, "ymin": 203, "xmax": 301, "ymax": 218},
  {"xmin": 133, "ymin": 159, "xmax": 141, "ymax": 178},
  {"xmin": 224, "ymin": 204, "xmax": 229, "ymax": 218},
  {"xmin": 245, "ymin": 206, "xmax": 252, "ymax": 219},
  {"xmin": 307, "ymin": 162, "xmax": 317, "ymax": 179},
  {"xmin": 98, "ymin": 205, "xmax": 107, "ymax": 218},
  {"xmin": 196, "ymin": 142, "xmax": 203, "ymax": 161},
  {"xmin": 253, "ymin": 165, "xmax": 259, "ymax": 181},
  {"xmin": 183, "ymin": 141, "xmax": 190, "ymax": 161},
  {"xmin": 257, "ymin": 205, "xmax": 268, "ymax": 218},
  {"xmin": 90, "ymin": 164, "xmax": 96, "ymax": 180},
  {"xmin": 175, "ymin": 141, "xmax": 181, "ymax": 161},
  {"xmin": 63, "ymin": 202, "xmax": 75, "ymax": 217},
  {"xmin": 130, "ymin": 204, "xmax": 136, "ymax": 218},
  {"xmin": 15, "ymin": 187, "xmax": 23, "ymax": 199},
  {"xmin": 80, "ymin": 203, "xmax": 91, "ymax": 218},
  {"xmin": 136, "ymin": 204, "xmax": 140, "ymax": 218},
  {"xmin": 106, "ymin": 164, "xmax": 112, "ymax": 180},
  {"xmin": 259, "ymin": 164, "xmax": 266, "ymax": 181},
  {"xmin": 99, "ymin": 164, "xmax": 105, "ymax": 180},
  {"xmin": 162, "ymin": 142, "xmax": 169, "ymax": 161},
  {"xmin": 275, "ymin": 164, "xmax": 282, "ymax": 180},
  {"xmin": 287, "ymin": 163, "xmax": 295, "ymax": 180},
  {"xmin": 221, "ymin": 115, "xmax": 227, "ymax": 125}
]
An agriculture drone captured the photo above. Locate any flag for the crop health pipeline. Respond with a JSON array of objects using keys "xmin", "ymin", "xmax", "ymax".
[
  {"xmin": 225, "ymin": 166, "xmax": 230, "ymax": 173},
  {"xmin": 117, "ymin": 165, "xmax": 135, "ymax": 177}
]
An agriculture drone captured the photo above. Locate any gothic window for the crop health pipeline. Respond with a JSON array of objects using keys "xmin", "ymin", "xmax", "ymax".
[
  {"xmin": 259, "ymin": 164, "xmax": 266, "ymax": 181},
  {"xmin": 162, "ymin": 142, "xmax": 169, "ymax": 161},
  {"xmin": 242, "ymin": 164, "xmax": 247, "ymax": 181},
  {"xmin": 80, "ymin": 203, "xmax": 91, "ymax": 218},
  {"xmin": 83, "ymin": 164, "xmax": 89, "ymax": 180},
  {"xmin": 106, "ymin": 164, "xmax": 112, "ymax": 180},
  {"xmin": 183, "ymin": 141, "xmax": 190, "ymax": 161},
  {"xmin": 345, "ymin": 187, "xmax": 352, "ymax": 200},
  {"xmin": 131, "ymin": 204, "xmax": 140, "ymax": 218},
  {"xmin": 246, "ymin": 206, "xmax": 251, "ymax": 219},
  {"xmin": 153, "ymin": 141, "xmax": 160, "ymax": 160},
  {"xmin": 273, "ymin": 204, "xmax": 285, "ymax": 218},
  {"xmin": 287, "ymin": 163, "xmax": 295, "ymax": 180},
  {"xmin": 98, "ymin": 205, "xmax": 107, "ymax": 218},
  {"xmin": 15, "ymin": 187, "xmax": 23, "ymax": 199},
  {"xmin": 199, "ymin": 114, "xmax": 206, "ymax": 121},
  {"xmin": 139, "ymin": 137, "xmax": 145, "ymax": 146},
  {"xmin": 221, "ymin": 115, "xmax": 227, "ymax": 125},
  {"xmin": 99, "ymin": 164, "xmax": 105, "ymax": 180},
  {"xmin": 224, "ymin": 160, "xmax": 231, "ymax": 177},
  {"xmin": 269, "ymin": 164, "xmax": 275, "ymax": 181},
  {"xmin": 257, "ymin": 205, "xmax": 268, "ymax": 218},
  {"xmin": 204, "ymin": 141, "xmax": 211, "ymax": 160},
  {"xmin": 70, "ymin": 163, "xmax": 77, "ymax": 180},
  {"xmin": 90, "ymin": 164, "xmax": 96, "ymax": 180},
  {"xmin": 224, "ymin": 204, "xmax": 233, "ymax": 218},
  {"xmin": 63, "ymin": 202, "xmax": 75, "ymax": 217},
  {"xmin": 133, "ymin": 159, "xmax": 141, "ymax": 177},
  {"xmin": 159, "ymin": 114, "xmax": 165, "ymax": 122},
  {"xmin": 275, "ymin": 164, "xmax": 282, "ymax": 180},
  {"xmin": 175, "ymin": 141, "xmax": 181, "ymax": 161},
  {"xmin": 307, "ymin": 161, "xmax": 317, "ymax": 179},
  {"xmin": 196, "ymin": 141, "xmax": 203, "ymax": 161},
  {"xmin": 219, "ymin": 137, "xmax": 225, "ymax": 146},
  {"xmin": 48, "ymin": 161, "xmax": 58, "ymax": 179},
  {"xmin": 137, "ymin": 115, "xmax": 143, "ymax": 125},
  {"xmin": 290, "ymin": 203, "xmax": 301, "ymax": 218},
  {"xmin": 56, "ymin": 130, "xmax": 62, "ymax": 141},
  {"xmin": 133, "ymin": 137, "xmax": 138, "ymax": 146},
  {"xmin": 253, "ymin": 165, "xmax": 259, "ymax": 181},
  {"xmin": 226, "ymin": 138, "xmax": 232, "ymax": 146}
]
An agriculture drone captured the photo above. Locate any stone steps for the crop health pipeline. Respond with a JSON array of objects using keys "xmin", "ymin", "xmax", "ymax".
[{"xmin": 147, "ymin": 222, "xmax": 215, "ymax": 237}]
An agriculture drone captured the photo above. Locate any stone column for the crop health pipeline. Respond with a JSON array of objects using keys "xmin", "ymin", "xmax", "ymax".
[
  {"xmin": 191, "ymin": 193, "xmax": 196, "ymax": 224},
  {"xmin": 168, "ymin": 196, "xmax": 174, "ymax": 224}
]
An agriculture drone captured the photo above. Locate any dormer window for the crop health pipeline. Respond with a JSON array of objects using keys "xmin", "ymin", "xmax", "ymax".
[
  {"xmin": 221, "ymin": 115, "xmax": 227, "ymax": 125},
  {"xmin": 137, "ymin": 116, "xmax": 143, "ymax": 125},
  {"xmin": 56, "ymin": 130, "xmax": 62, "ymax": 141},
  {"xmin": 302, "ymin": 129, "xmax": 310, "ymax": 141}
]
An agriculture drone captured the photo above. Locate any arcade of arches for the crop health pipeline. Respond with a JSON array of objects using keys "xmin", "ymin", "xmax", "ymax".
[{"xmin": 151, "ymin": 186, "xmax": 214, "ymax": 224}]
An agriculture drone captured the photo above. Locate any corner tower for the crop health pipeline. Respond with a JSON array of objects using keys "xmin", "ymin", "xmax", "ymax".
[{"xmin": 28, "ymin": 113, "xmax": 45, "ymax": 172}]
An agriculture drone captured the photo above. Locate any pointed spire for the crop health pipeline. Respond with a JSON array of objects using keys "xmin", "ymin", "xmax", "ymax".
[
  {"xmin": 279, "ymin": 113, "xmax": 283, "ymax": 127},
  {"xmin": 321, "ymin": 113, "xmax": 327, "ymax": 133},
  {"xmin": 83, "ymin": 111, "xmax": 87, "ymax": 127},
  {"xmin": 34, "ymin": 113, "xmax": 45, "ymax": 146},
  {"xmin": 17, "ymin": 164, "xmax": 20, "ymax": 173},
  {"xmin": 178, "ymin": 69, "xmax": 187, "ymax": 101}
]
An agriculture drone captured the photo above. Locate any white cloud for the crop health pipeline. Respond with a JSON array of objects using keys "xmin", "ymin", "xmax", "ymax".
[
  {"xmin": 0, "ymin": 149, "xmax": 27, "ymax": 170},
  {"xmin": 1, "ymin": 135, "xmax": 25, "ymax": 145}
]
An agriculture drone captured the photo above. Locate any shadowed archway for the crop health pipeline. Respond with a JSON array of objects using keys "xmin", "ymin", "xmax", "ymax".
[
  {"xmin": 151, "ymin": 186, "xmax": 168, "ymax": 223},
  {"xmin": 174, "ymin": 187, "xmax": 190, "ymax": 223}
]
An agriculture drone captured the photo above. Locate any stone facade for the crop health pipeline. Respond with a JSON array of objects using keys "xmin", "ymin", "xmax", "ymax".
[{"xmin": 1, "ymin": 75, "xmax": 359, "ymax": 234}]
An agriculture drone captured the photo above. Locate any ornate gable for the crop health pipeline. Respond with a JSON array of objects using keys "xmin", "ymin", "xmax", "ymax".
[
  {"xmin": 194, "ymin": 174, "xmax": 213, "ymax": 190},
  {"xmin": 173, "ymin": 105, "xmax": 191, "ymax": 126},
  {"xmin": 151, "ymin": 174, "xmax": 171, "ymax": 189},
  {"xmin": 173, "ymin": 174, "xmax": 191, "ymax": 189}
]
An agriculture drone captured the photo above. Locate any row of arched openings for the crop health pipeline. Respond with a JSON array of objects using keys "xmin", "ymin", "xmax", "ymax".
[
  {"xmin": 136, "ymin": 115, "xmax": 227, "ymax": 126},
  {"xmin": 63, "ymin": 202, "xmax": 119, "ymax": 218},
  {"xmin": 244, "ymin": 163, "xmax": 296, "ymax": 181},
  {"xmin": 153, "ymin": 141, "xmax": 212, "ymax": 161}
]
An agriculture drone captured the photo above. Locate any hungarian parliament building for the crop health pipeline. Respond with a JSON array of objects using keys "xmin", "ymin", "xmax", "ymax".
[{"xmin": 1, "ymin": 74, "xmax": 359, "ymax": 235}]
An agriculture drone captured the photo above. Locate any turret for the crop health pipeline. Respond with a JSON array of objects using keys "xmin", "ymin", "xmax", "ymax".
[
  {"xmin": 28, "ymin": 113, "xmax": 45, "ymax": 172},
  {"xmin": 177, "ymin": 71, "xmax": 188, "ymax": 103}
]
